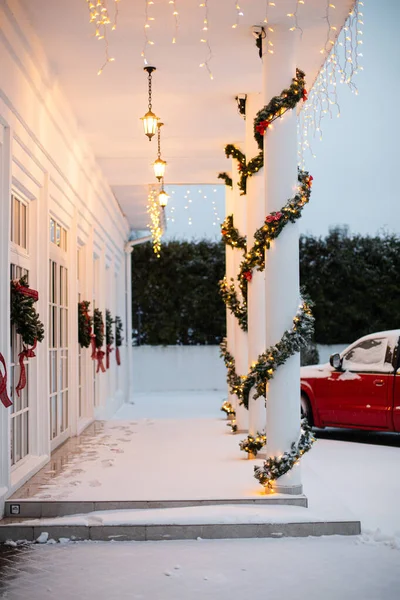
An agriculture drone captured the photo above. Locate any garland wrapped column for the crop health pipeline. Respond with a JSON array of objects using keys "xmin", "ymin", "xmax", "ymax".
[
  {"xmin": 231, "ymin": 158, "xmax": 248, "ymax": 433},
  {"xmin": 224, "ymin": 182, "xmax": 237, "ymax": 415},
  {"xmin": 262, "ymin": 28, "xmax": 303, "ymax": 494},
  {"xmin": 244, "ymin": 92, "xmax": 266, "ymax": 457}
]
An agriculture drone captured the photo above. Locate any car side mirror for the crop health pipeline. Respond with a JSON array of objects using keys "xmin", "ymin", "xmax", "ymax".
[{"xmin": 329, "ymin": 353, "xmax": 342, "ymax": 370}]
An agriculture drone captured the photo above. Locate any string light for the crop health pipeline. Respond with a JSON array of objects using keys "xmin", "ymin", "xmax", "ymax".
[
  {"xmin": 147, "ymin": 187, "xmax": 163, "ymax": 257},
  {"xmin": 142, "ymin": 0, "xmax": 155, "ymax": 65},
  {"xmin": 86, "ymin": 0, "xmax": 120, "ymax": 75},
  {"xmin": 262, "ymin": 1, "xmax": 276, "ymax": 54},
  {"xmin": 199, "ymin": 0, "xmax": 214, "ymax": 79},
  {"xmin": 232, "ymin": 2, "xmax": 244, "ymax": 28},
  {"xmin": 288, "ymin": 0, "xmax": 304, "ymax": 35},
  {"xmin": 169, "ymin": 0, "xmax": 179, "ymax": 43},
  {"xmin": 298, "ymin": 0, "xmax": 364, "ymax": 168}
]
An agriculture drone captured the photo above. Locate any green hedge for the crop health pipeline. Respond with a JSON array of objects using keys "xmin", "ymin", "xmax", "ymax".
[
  {"xmin": 132, "ymin": 240, "xmax": 226, "ymax": 345},
  {"xmin": 132, "ymin": 231, "xmax": 400, "ymax": 346}
]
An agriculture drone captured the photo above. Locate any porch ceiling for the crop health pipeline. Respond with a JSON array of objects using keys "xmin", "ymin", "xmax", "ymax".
[{"xmin": 19, "ymin": 0, "xmax": 354, "ymax": 228}]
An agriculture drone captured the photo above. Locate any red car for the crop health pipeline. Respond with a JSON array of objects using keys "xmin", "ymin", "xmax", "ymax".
[{"xmin": 300, "ymin": 330, "xmax": 400, "ymax": 432}]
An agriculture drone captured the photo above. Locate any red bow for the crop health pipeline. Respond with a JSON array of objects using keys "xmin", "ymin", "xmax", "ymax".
[
  {"xmin": 96, "ymin": 349, "xmax": 106, "ymax": 373},
  {"xmin": 243, "ymin": 271, "xmax": 252, "ymax": 282},
  {"xmin": 106, "ymin": 344, "xmax": 113, "ymax": 369},
  {"xmin": 306, "ymin": 175, "xmax": 314, "ymax": 187},
  {"xmin": 0, "ymin": 353, "xmax": 12, "ymax": 408},
  {"xmin": 266, "ymin": 212, "xmax": 282, "ymax": 223},
  {"xmin": 237, "ymin": 163, "xmax": 243, "ymax": 172},
  {"xmin": 256, "ymin": 120, "xmax": 270, "ymax": 135},
  {"xmin": 302, "ymin": 88, "xmax": 308, "ymax": 102},
  {"xmin": 16, "ymin": 339, "xmax": 37, "ymax": 397},
  {"xmin": 116, "ymin": 346, "xmax": 121, "ymax": 366},
  {"xmin": 90, "ymin": 334, "xmax": 97, "ymax": 360},
  {"xmin": 221, "ymin": 229, "xmax": 227, "ymax": 236}
]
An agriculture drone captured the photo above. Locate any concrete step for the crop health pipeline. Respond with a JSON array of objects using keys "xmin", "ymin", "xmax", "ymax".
[
  {"xmin": 4, "ymin": 495, "xmax": 308, "ymax": 519},
  {"xmin": 0, "ymin": 519, "xmax": 361, "ymax": 543}
]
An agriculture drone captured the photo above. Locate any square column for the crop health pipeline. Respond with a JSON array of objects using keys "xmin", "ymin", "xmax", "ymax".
[{"xmin": 263, "ymin": 29, "xmax": 303, "ymax": 494}]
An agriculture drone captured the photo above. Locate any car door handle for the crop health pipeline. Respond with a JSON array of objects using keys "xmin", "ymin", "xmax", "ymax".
[{"xmin": 373, "ymin": 379, "xmax": 385, "ymax": 387}]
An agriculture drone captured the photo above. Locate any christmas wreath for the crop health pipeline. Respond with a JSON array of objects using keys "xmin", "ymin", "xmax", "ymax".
[
  {"xmin": 105, "ymin": 309, "xmax": 115, "ymax": 369},
  {"xmin": 92, "ymin": 308, "xmax": 105, "ymax": 373},
  {"xmin": 115, "ymin": 315, "xmax": 124, "ymax": 366},
  {"xmin": 78, "ymin": 300, "xmax": 92, "ymax": 348},
  {"xmin": 10, "ymin": 276, "xmax": 44, "ymax": 396}
]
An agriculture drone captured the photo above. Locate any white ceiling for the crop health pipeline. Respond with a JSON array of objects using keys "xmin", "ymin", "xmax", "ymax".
[{"xmin": 19, "ymin": 0, "xmax": 354, "ymax": 228}]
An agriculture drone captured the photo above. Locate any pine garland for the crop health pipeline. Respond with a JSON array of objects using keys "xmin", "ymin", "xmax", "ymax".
[
  {"xmin": 221, "ymin": 400, "xmax": 235, "ymax": 417},
  {"xmin": 10, "ymin": 276, "xmax": 44, "ymax": 347},
  {"xmin": 227, "ymin": 420, "xmax": 237, "ymax": 434},
  {"xmin": 239, "ymin": 432, "xmax": 266, "ymax": 456},
  {"xmin": 221, "ymin": 215, "xmax": 247, "ymax": 251},
  {"xmin": 254, "ymin": 68, "xmax": 306, "ymax": 150},
  {"xmin": 219, "ymin": 338, "xmax": 242, "ymax": 398},
  {"xmin": 78, "ymin": 301, "xmax": 92, "ymax": 348},
  {"xmin": 254, "ymin": 419, "xmax": 315, "ymax": 488},
  {"xmin": 218, "ymin": 277, "xmax": 247, "ymax": 331},
  {"xmin": 115, "ymin": 316, "xmax": 124, "ymax": 347},
  {"xmin": 93, "ymin": 308, "xmax": 104, "ymax": 348},
  {"xmin": 218, "ymin": 172, "xmax": 233, "ymax": 188},
  {"xmin": 238, "ymin": 170, "xmax": 313, "ymax": 285}
]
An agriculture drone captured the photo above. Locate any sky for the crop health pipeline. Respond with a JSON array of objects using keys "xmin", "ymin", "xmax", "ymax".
[{"xmin": 163, "ymin": 0, "xmax": 400, "ymax": 242}]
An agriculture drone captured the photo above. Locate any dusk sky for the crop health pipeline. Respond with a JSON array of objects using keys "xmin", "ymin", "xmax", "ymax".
[{"xmin": 164, "ymin": 0, "xmax": 400, "ymax": 242}]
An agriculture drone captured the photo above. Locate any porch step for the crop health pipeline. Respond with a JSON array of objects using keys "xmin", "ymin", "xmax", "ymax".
[
  {"xmin": 0, "ymin": 515, "xmax": 361, "ymax": 543},
  {"xmin": 5, "ymin": 495, "xmax": 307, "ymax": 519}
]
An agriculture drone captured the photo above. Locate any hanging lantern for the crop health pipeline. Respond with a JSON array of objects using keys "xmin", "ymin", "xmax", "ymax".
[
  {"xmin": 153, "ymin": 122, "xmax": 167, "ymax": 181},
  {"xmin": 141, "ymin": 66, "xmax": 159, "ymax": 140},
  {"xmin": 158, "ymin": 180, "xmax": 169, "ymax": 208}
]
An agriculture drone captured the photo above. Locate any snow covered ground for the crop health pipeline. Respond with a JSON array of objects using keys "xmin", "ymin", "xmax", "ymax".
[{"xmin": 3, "ymin": 390, "xmax": 400, "ymax": 598}]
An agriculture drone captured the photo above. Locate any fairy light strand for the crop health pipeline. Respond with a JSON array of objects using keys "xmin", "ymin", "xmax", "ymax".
[
  {"xmin": 169, "ymin": 0, "xmax": 179, "ymax": 44},
  {"xmin": 298, "ymin": 0, "xmax": 364, "ymax": 169},
  {"xmin": 199, "ymin": 1, "xmax": 214, "ymax": 79},
  {"xmin": 232, "ymin": 1, "xmax": 244, "ymax": 29},
  {"xmin": 263, "ymin": 1, "xmax": 275, "ymax": 55},
  {"xmin": 147, "ymin": 187, "xmax": 163, "ymax": 257},
  {"xmin": 141, "ymin": 0, "xmax": 155, "ymax": 65},
  {"xmin": 86, "ymin": 0, "xmax": 120, "ymax": 75}
]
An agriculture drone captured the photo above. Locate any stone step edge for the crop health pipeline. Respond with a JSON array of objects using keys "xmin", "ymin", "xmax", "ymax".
[
  {"xmin": 0, "ymin": 520, "xmax": 361, "ymax": 542},
  {"xmin": 5, "ymin": 496, "xmax": 308, "ymax": 518}
]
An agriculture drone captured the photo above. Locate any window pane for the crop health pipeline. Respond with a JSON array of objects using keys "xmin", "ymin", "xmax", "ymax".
[
  {"xmin": 50, "ymin": 218, "xmax": 55, "ymax": 243},
  {"xmin": 343, "ymin": 339, "xmax": 386, "ymax": 367},
  {"xmin": 21, "ymin": 203, "xmax": 27, "ymax": 249},
  {"xmin": 56, "ymin": 224, "xmax": 61, "ymax": 247},
  {"xmin": 13, "ymin": 197, "xmax": 20, "ymax": 245}
]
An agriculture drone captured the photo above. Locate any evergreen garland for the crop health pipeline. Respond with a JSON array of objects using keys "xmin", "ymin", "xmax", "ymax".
[
  {"xmin": 78, "ymin": 301, "xmax": 92, "ymax": 348},
  {"xmin": 10, "ymin": 276, "xmax": 44, "ymax": 347},
  {"xmin": 221, "ymin": 215, "xmax": 247, "ymax": 251},
  {"xmin": 239, "ymin": 432, "xmax": 266, "ymax": 456},
  {"xmin": 254, "ymin": 68, "xmax": 306, "ymax": 150},
  {"xmin": 218, "ymin": 172, "xmax": 233, "ymax": 188},
  {"xmin": 218, "ymin": 277, "xmax": 247, "ymax": 331},
  {"xmin": 115, "ymin": 316, "xmax": 124, "ymax": 346},
  {"xmin": 220, "ymin": 400, "xmax": 235, "ymax": 418},
  {"xmin": 106, "ymin": 309, "xmax": 115, "ymax": 346},
  {"xmin": 93, "ymin": 308, "xmax": 104, "ymax": 348},
  {"xmin": 254, "ymin": 419, "xmax": 315, "ymax": 488}
]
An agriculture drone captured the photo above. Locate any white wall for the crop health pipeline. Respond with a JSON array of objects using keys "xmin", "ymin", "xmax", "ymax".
[
  {"xmin": 132, "ymin": 346, "xmax": 226, "ymax": 393},
  {"xmin": 0, "ymin": 0, "xmax": 131, "ymax": 509},
  {"xmin": 316, "ymin": 344, "xmax": 348, "ymax": 364}
]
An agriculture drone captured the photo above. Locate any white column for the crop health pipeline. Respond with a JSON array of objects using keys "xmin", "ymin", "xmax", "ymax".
[
  {"xmin": 245, "ymin": 93, "xmax": 266, "ymax": 445},
  {"xmin": 224, "ymin": 185, "xmax": 236, "ymax": 409},
  {"xmin": 263, "ymin": 29, "xmax": 302, "ymax": 494},
  {"xmin": 232, "ymin": 161, "xmax": 248, "ymax": 433}
]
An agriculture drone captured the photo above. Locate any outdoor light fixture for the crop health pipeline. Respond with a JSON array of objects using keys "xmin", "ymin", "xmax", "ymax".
[
  {"xmin": 153, "ymin": 122, "xmax": 167, "ymax": 181},
  {"xmin": 141, "ymin": 66, "xmax": 159, "ymax": 141},
  {"xmin": 158, "ymin": 179, "xmax": 169, "ymax": 208}
]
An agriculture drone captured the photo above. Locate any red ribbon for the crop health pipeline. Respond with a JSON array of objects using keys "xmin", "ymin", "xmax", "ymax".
[
  {"xmin": 96, "ymin": 349, "xmax": 106, "ymax": 373},
  {"xmin": 16, "ymin": 339, "xmax": 37, "ymax": 397},
  {"xmin": 90, "ymin": 334, "xmax": 97, "ymax": 360},
  {"xmin": 243, "ymin": 271, "xmax": 252, "ymax": 282},
  {"xmin": 116, "ymin": 346, "xmax": 121, "ymax": 366},
  {"xmin": 256, "ymin": 120, "xmax": 270, "ymax": 135},
  {"xmin": 13, "ymin": 282, "xmax": 39, "ymax": 301},
  {"xmin": 106, "ymin": 344, "xmax": 113, "ymax": 369},
  {"xmin": 0, "ymin": 353, "xmax": 12, "ymax": 408}
]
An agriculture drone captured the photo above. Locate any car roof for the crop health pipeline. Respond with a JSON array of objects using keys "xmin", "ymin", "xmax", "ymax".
[{"xmin": 355, "ymin": 330, "xmax": 400, "ymax": 344}]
